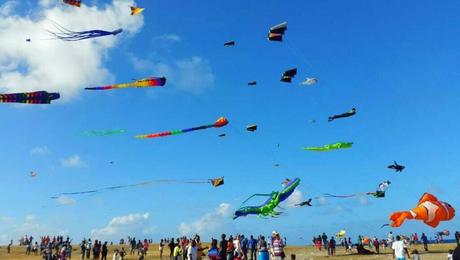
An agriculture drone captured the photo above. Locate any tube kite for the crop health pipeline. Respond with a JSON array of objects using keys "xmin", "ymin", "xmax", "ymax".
[
  {"xmin": 268, "ymin": 22, "xmax": 287, "ymax": 42},
  {"xmin": 63, "ymin": 0, "xmax": 81, "ymax": 7},
  {"xmin": 388, "ymin": 161, "xmax": 405, "ymax": 172},
  {"xmin": 51, "ymin": 177, "xmax": 224, "ymax": 199},
  {"xmin": 322, "ymin": 181, "xmax": 391, "ymax": 199},
  {"xmin": 0, "ymin": 91, "xmax": 60, "ymax": 104},
  {"xmin": 83, "ymin": 130, "xmax": 127, "ymax": 136},
  {"xmin": 328, "ymin": 108, "xmax": 356, "ymax": 122},
  {"xmin": 130, "ymin": 6, "xmax": 145, "ymax": 15},
  {"xmin": 48, "ymin": 21, "xmax": 122, "ymax": 41},
  {"xmin": 303, "ymin": 142, "xmax": 353, "ymax": 151},
  {"xmin": 233, "ymin": 178, "xmax": 300, "ymax": 219},
  {"xmin": 85, "ymin": 77, "xmax": 166, "ymax": 90},
  {"xmin": 390, "ymin": 193, "xmax": 455, "ymax": 228},
  {"xmin": 136, "ymin": 117, "xmax": 228, "ymax": 139},
  {"xmin": 281, "ymin": 68, "xmax": 297, "ymax": 83}
]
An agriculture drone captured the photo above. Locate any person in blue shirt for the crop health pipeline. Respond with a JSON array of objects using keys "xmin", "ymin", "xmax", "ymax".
[
  {"xmin": 248, "ymin": 235, "xmax": 257, "ymax": 260},
  {"xmin": 241, "ymin": 235, "xmax": 248, "ymax": 260}
]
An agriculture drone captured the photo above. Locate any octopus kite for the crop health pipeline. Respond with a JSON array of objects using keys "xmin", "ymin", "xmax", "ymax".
[
  {"xmin": 390, "ymin": 193, "xmax": 455, "ymax": 228},
  {"xmin": 233, "ymin": 178, "xmax": 300, "ymax": 219},
  {"xmin": 85, "ymin": 77, "xmax": 166, "ymax": 90},
  {"xmin": 303, "ymin": 142, "xmax": 353, "ymax": 151},
  {"xmin": 0, "ymin": 91, "xmax": 60, "ymax": 104},
  {"xmin": 136, "ymin": 117, "xmax": 228, "ymax": 139},
  {"xmin": 48, "ymin": 21, "xmax": 122, "ymax": 41}
]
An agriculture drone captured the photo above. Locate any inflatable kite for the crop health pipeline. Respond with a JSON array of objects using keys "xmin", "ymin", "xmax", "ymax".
[
  {"xmin": 248, "ymin": 81, "xmax": 257, "ymax": 86},
  {"xmin": 303, "ymin": 142, "xmax": 353, "ymax": 151},
  {"xmin": 51, "ymin": 177, "xmax": 224, "ymax": 199},
  {"xmin": 336, "ymin": 230, "xmax": 346, "ymax": 238},
  {"xmin": 0, "ymin": 91, "xmax": 60, "ymax": 104},
  {"xmin": 224, "ymin": 41, "xmax": 235, "ymax": 47},
  {"xmin": 281, "ymin": 68, "xmax": 297, "ymax": 83},
  {"xmin": 136, "ymin": 117, "xmax": 228, "ymax": 139},
  {"xmin": 233, "ymin": 178, "xmax": 300, "ymax": 219},
  {"xmin": 48, "ymin": 21, "xmax": 122, "ymax": 41},
  {"xmin": 83, "ymin": 130, "xmax": 127, "ymax": 136},
  {"xmin": 246, "ymin": 125, "xmax": 257, "ymax": 132},
  {"xmin": 300, "ymin": 78, "xmax": 318, "ymax": 86},
  {"xmin": 268, "ymin": 22, "xmax": 287, "ymax": 42},
  {"xmin": 295, "ymin": 198, "xmax": 312, "ymax": 207},
  {"xmin": 328, "ymin": 108, "xmax": 356, "ymax": 122},
  {"xmin": 63, "ymin": 0, "xmax": 81, "ymax": 7},
  {"xmin": 130, "ymin": 6, "xmax": 144, "ymax": 15},
  {"xmin": 390, "ymin": 193, "xmax": 455, "ymax": 228},
  {"xmin": 85, "ymin": 77, "xmax": 166, "ymax": 90},
  {"xmin": 388, "ymin": 161, "xmax": 405, "ymax": 172}
]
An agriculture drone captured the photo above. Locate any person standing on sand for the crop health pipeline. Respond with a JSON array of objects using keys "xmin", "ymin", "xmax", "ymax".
[
  {"xmin": 373, "ymin": 237, "xmax": 380, "ymax": 254},
  {"xmin": 328, "ymin": 236, "xmax": 336, "ymax": 256},
  {"xmin": 226, "ymin": 237, "xmax": 235, "ymax": 260},
  {"xmin": 219, "ymin": 234, "xmax": 228, "ymax": 260},
  {"xmin": 388, "ymin": 232, "xmax": 394, "ymax": 248},
  {"xmin": 248, "ymin": 235, "xmax": 257, "ymax": 260},
  {"xmin": 169, "ymin": 237, "xmax": 176, "ymax": 260},
  {"xmin": 321, "ymin": 233, "xmax": 328, "ymax": 250},
  {"xmin": 101, "ymin": 242, "xmax": 108, "ymax": 260},
  {"xmin": 159, "ymin": 239, "xmax": 164, "ymax": 258},
  {"xmin": 421, "ymin": 233, "xmax": 429, "ymax": 251},
  {"xmin": 270, "ymin": 231, "xmax": 285, "ymax": 260},
  {"xmin": 188, "ymin": 240, "xmax": 198, "ymax": 260},
  {"xmin": 130, "ymin": 237, "xmax": 136, "ymax": 256},
  {"xmin": 392, "ymin": 235, "xmax": 410, "ymax": 260}
]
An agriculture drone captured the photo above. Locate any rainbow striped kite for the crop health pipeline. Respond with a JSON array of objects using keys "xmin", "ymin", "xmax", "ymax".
[
  {"xmin": 0, "ymin": 91, "xmax": 60, "ymax": 104},
  {"xmin": 136, "ymin": 117, "xmax": 229, "ymax": 139},
  {"xmin": 85, "ymin": 77, "xmax": 166, "ymax": 90}
]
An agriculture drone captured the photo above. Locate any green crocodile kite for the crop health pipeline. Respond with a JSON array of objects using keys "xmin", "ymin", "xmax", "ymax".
[{"xmin": 303, "ymin": 142, "xmax": 353, "ymax": 151}]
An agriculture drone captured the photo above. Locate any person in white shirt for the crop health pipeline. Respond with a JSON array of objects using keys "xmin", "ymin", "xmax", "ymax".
[
  {"xmin": 112, "ymin": 249, "xmax": 119, "ymax": 260},
  {"xmin": 188, "ymin": 240, "xmax": 197, "ymax": 260},
  {"xmin": 392, "ymin": 235, "xmax": 410, "ymax": 260}
]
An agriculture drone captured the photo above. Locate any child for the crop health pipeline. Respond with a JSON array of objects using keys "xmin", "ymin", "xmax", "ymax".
[
  {"xmin": 112, "ymin": 249, "xmax": 119, "ymax": 260},
  {"xmin": 411, "ymin": 249, "xmax": 420, "ymax": 260},
  {"xmin": 447, "ymin": 249, "xmax": 453, "ymax": 260}
]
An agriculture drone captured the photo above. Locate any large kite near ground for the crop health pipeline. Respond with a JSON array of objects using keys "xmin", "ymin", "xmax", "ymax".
[
  {"xmin": 233, "ymin": 178, "xmax": 300, "ymax": 219},
  {"xmin": 0, "ymin": 91, "xmax": 60, "ymax": 104},
  {"xmin": 390, "ymin": 193, "xmax": 455, "ymax": 228},
  {"xmin": 136, "ymin": 117, "xmax": 228, "ymax": 139},
  {"xmin": 85, "ymin": 77, "xmax": 166, "ymax": 90}
]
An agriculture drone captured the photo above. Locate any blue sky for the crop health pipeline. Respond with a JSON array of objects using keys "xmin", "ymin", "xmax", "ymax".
[{"xmin": 0, "ymin": 0, "xmax": 459, "ymax": 244}]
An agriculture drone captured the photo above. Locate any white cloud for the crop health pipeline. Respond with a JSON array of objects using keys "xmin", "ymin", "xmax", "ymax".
[
  {"xmin": 153, "ymin": 33, "xmax": 181, "ymax": 42},
  {"xmin": 178, "ymin": 203, "xmax": 231, "ymax": 237},
  {"xmin": 0, "ymin": 0, "xmax": 144, "ymax": 102},
  {"xmin": 61, "ymin": 155, "xmax": 85, "ymax": 168},
  {"xmin": 91, "ymin": 213, "xmax": 154, "ymax": 240},
  {"xmin": 30, "ymin": 146, "xmax": 50, "ymax": 155},
  {"xmin": 283, "ymin": 190, "xmax": 303, "ymax": 208},
  {"xmin": 131, "ymin": 56, "xmax": 214, "ymax": 94},
  {"xmin": 57, "ymin": 195, "xmax": 76, "ymax": 205}
]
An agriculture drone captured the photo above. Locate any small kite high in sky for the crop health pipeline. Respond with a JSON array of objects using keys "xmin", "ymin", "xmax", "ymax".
[
  {"xmin": 328, "ymin": 108, "xmax": 356, "ymax": 122},
  {"xmin": 30, "ymin": 171, "xmax": 37, "ymax": 178},
  {"xmin": 224, "ymin": 41, "xmax": 235, "ymax": 47},
  {"xmin": 83, "ymin": 129, "xmax": 127, "ymax": 137},
  {"xmin": 300, "ymin": 78, "xmax": 318, "ymax": 86},
  {"xmin": 51, "ymin": 177, "xmax": 224, "ymax": 199},
  {"xmin": 303, "ymin": 142, "xmax": 353, "ymax": 151},
  {"xmin": 388, "ymin": 161, "xmax": 405, "ymax": 172},
  {"xmin": 63, "ymin": 0, "xmax": 81, "ymax": 7},
  {"xmin": 248, "ymin": 81, "xmax": 257, "ymax": 86},
  {"xmin": 322, "ymin": 181, "xmax": 391, "ymax": 199},
  {"xmin": 0, "ymin": 91, "xmax": 60, "ymax": 104},
  {"xmin": 246, "ymin": 125, "xmax": 257, "ymax": 132},
  {"xmin": 268, "ymin": 21, "xmax": 287, "ymax": 42},
  {"xmin": 295, "ymin": 198, "xmax": 312, "ymax": 207},
  {"xmin": 281, "ymin": 68, "xmax": 297, "ymax": 83},
  {"xmin": 233, "ymin": 178, "xmax": 300, "ymax": 219},
  {"xmin": 48, "ymin": 21, "xmax": 122, "ymax": 41},
  {"xmin": 130, "ymin": 6, "xmax": 145, "ymax": 15},
  {"xmin": 390, "ymin": 193, "xmax": 455, "ymax": 228},
  {"xmin": 85, "ymin": 77, "xmax": 166, "ymax": 90},
  {"xmin": 136, "ymin": 117, "xmax": 228, "ymax": 139}
]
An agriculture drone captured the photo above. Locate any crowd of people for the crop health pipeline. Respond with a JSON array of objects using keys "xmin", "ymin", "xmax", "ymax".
[{"xmin": 4, "ymin": 230, "xmax": 460, "ymax": 260}]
